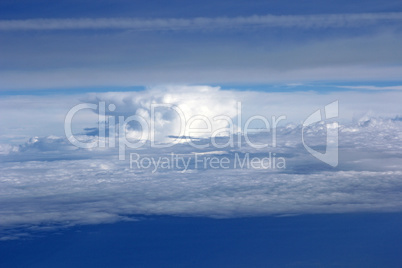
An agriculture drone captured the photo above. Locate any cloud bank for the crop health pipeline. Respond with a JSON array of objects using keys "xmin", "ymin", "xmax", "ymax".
[
  {"xmin": 1, "ymin": 12, "xmax": 401, "ymax": 90},
  {"xmin": 1, "ymin": 86, "xmax": 402, "ymax": 239}
]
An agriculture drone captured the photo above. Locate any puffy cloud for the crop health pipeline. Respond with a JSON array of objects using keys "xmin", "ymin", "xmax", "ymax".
[{"xmin": 85, "ymin": 86, "xmax": 238, "ymax": 143}]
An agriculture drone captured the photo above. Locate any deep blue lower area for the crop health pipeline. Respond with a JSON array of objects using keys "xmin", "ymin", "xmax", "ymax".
[{"xmin": 1, "ymin": 213, "xmax": 402, "ymax": 267}]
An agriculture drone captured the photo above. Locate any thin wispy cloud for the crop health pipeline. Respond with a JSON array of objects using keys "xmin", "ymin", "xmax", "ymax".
[
  {"xmin": 337, "ymin": 85, "xmax": 402, "ymax": 91},
  {"xmin": 1, "ymin": 12, "xmax": 402, "ymax": 31}
]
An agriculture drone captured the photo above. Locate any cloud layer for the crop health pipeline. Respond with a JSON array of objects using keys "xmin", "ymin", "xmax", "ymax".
[
  {"xmin": 1, "ymin": 12, "xmax": 402, "ymax": 89},
  {"xmin": 1, "ymin": 86, "xmax": 402, "ymax": 239}
]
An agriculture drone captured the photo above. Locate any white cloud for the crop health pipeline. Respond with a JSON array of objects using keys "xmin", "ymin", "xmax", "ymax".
[
  {"xmin": 1, "ymin": 119, "xmax": 402, "ymax": 235},
  {"xmin": 1, "ymin": 13, "xmax": 401, "ymax": 31},
  {"xmin": 2, "ymin": 85, "xmax": 402, "ymax": 143},
  {"xmin": 1, "ymin": 85, "xmax": 402, "ymax": 239}
]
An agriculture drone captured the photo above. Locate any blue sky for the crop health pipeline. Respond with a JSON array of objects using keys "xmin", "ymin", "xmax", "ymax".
[{"xmin": 1, "ymin": 1, "xmax": 402, "ymax": 266}]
